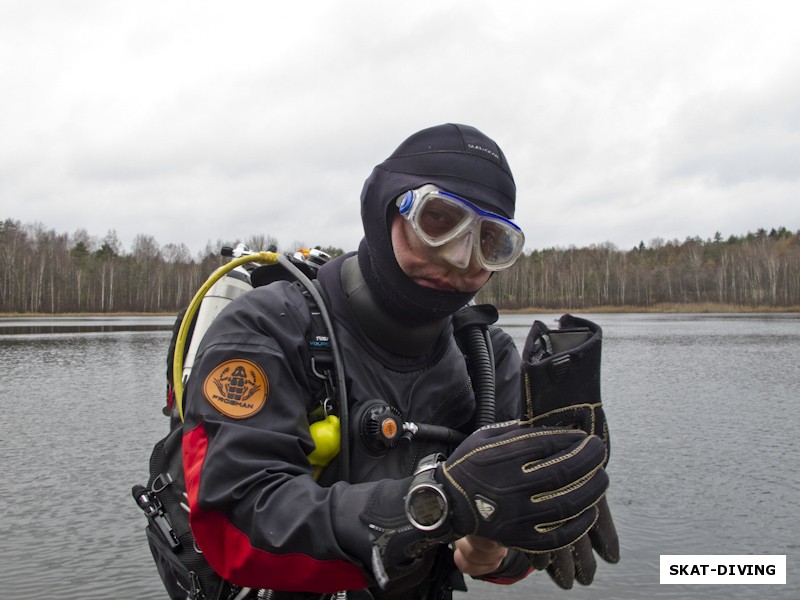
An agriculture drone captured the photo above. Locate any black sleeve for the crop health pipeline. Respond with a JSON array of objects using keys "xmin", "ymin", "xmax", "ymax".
[{"xmin": 182, "ymin": 282, "xmax": 409, "ymax": 593}]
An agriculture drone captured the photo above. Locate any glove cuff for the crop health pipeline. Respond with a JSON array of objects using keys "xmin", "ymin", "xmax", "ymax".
[
  {"xmin": 522, "ymin": 315, "xmax": 602, "ymax": 420},
  {"xmin": 476, "ymin": 550, "xmax": 536, "ymax": 584}
]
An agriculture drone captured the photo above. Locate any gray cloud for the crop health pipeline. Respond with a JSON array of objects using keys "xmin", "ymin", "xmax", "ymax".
[
  {"xmin": 659, "ymin": 75, "xmax": 800, "ymax": 185},
  {"xmin": 2, "ymin": 0, "xmax": 799, "ymax": 256}
]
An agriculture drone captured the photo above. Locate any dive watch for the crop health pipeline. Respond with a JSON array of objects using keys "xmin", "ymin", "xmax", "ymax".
[{"xmin": 405, "ymin": 453, "xmax": 450, "ymax": 533}]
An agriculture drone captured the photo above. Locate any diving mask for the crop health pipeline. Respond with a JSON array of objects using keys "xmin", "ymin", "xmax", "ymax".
[{"xmin": 396, "ymin": 185, "xmax": 525, "ymax": 271}]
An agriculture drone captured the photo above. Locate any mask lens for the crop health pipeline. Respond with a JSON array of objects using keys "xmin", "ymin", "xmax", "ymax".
[
  {"xmin": 416, "ymin": 194, "xmax": 472, "ymax": 242},
  {"xmin": 479, "ymin": 220, "xmax": 523, "ymax": 268}
]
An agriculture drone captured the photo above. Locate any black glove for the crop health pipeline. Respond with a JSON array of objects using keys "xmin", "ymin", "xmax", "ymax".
[
  {"xmin": 522, "ymin": 314, "xmax": 609, "ymax": 459},
  {"xmin": 540, "ymin": 497, "xmax": 618, "ymax": 588},
  {"xmin": 438, "ymin": 421, "xmax": 608, "ymax": 552},
  {"xmin": 521, "ymin": 314, "xmax": 619, "ymax": 588},
  {"xmin": 358, "ymin": 421, "xmax": 607, "ymax": 589}
]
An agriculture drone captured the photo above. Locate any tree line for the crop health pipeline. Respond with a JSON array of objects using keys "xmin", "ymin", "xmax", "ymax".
[
  {"xmin": 1, "ymin": 218, "xmax": 798, "ymax": 314},
  {"xmin": 479, "ymin": 227, "xmax": 800, "ymax": 310}
]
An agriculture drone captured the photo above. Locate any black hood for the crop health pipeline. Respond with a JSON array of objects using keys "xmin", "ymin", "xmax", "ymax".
[{"xmin": 357, "ymin": 123, "xmax": 516, "ymax": 324}]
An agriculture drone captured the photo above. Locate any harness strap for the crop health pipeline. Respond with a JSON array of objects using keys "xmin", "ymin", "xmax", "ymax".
[{"xmin": 294, "ymin": 281, "xmax": 337, "ymax": 408}]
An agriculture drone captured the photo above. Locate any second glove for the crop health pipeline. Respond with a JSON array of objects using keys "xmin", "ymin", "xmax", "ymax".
[{"xmin": 521, "ymin": 314, "xmax": 620, "ymax": 588}]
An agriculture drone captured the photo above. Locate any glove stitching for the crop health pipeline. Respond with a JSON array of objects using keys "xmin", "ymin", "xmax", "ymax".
[
  {"xmin": 522, "ymin": 435, "xmax": 597, "ymax": 474},
  {"xmin": 448, "ymin": 428, "xmax": 586, "ymax": 472},
  {"xmin": 532, "ymin": 403, "xmax": 601, "ymax": 418},
  {"xmin": 529, "ymin": 460, "xmax": 603, "ymax": 502},
  {"xmin": 534, "ymin": 500, "xmax": 601, "ymax": 533},
  {"xmin": 574, "ymin": 546, "xmax": 586, "ymax": 581},
  {"xmin": 549, "ymin": 555, "xmax": 566, "ymax": 584},
  {"xmin": 522, "ymin": 378, "xmax": 535, "ymax": 424},
  {"xmin": 440, "ymin": 466, "xmax": 480, "ymax": 535},
  {"xmin": 504, "ymin": 506, "xmax": 599, "ymax": 556}
]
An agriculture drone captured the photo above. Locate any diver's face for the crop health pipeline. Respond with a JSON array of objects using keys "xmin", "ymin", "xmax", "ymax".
[{"xmin": 391, "ymin": 211, "xmax": 491, "ymax": 293}]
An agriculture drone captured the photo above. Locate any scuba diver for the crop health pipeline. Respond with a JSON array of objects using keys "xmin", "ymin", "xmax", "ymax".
[{"xmin": 149, "ymin": 123, "xmax": 618, "ymax": 599}]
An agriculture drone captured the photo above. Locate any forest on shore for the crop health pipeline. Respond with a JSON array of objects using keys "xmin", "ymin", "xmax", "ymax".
[{"xmin": 1, "ymin": 218, "xmax": 799, "ymax": 314}]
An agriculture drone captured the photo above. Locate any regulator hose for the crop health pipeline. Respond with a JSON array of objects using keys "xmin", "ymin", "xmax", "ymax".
[
  {"xmin": 404, "ymin": 422, "xmax": 468, "ymax": 445},
  {"xmin": 173, "ymin": 251, "xmax": 279, "ymax": 422}
]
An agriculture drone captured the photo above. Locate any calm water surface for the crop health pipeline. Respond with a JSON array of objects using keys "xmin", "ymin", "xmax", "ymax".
[{"xmin": 1, "ymin": 314, "xmax": 798, "ymax": 599}]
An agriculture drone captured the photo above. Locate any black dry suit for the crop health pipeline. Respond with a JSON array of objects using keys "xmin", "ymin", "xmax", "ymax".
[
  {"xmin": 181, "ymin": 124, "xmax": 532, "ymax": 598},
  {"xmin": 181, "ymin": 255, "xmax": 527, "ymax": 599}
]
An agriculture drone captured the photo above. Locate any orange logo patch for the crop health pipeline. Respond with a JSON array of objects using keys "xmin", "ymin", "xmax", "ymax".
[{"xmin": 203, "ymin": 359, "xmax": 269, "ymax": 419}]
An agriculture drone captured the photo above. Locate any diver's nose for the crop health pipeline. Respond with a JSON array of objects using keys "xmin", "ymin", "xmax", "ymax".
[{"xmin": 439, "ymin": 230, "xmax": 474, "ymax": 269}]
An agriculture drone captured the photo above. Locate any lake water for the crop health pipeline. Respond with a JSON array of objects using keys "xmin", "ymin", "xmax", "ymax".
[{"xmin": 1, "ymin": 313, "xmax": 797, "ymax": 599}]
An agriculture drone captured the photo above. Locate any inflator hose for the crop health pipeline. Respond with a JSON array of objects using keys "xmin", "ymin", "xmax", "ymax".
[
  {"xmin": 275, "ymin": 255, "xmax": 350, "ymax": 483},
  {"xmin": 452, "ymin": 304, "xmax": 498, "ymax": 429}
]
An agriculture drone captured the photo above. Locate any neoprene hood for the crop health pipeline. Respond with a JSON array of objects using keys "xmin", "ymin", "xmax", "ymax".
[{"xmin": 357, "ymin": 123, "xmax": 517, "ymax": 324}]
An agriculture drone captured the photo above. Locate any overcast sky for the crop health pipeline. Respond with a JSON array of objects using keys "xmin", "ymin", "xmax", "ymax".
[{"xmin": 2, "ymin": 0, "xmax": 799, "ymax": 257}]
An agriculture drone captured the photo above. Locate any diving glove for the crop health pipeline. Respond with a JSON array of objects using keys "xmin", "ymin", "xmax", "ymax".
[
  {"xmin": 437, "ymin": 422, "xmax": 608, "ymax": 552},
  {"xmin": 521, "ymin": 314, "xmax": 620, "ymax": 588},
  {"xmin": 361, "ymin": 423, "xmax": 608, "ymax": 589}
]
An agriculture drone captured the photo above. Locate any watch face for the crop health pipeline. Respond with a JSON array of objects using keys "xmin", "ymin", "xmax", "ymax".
[{"xmin": 408, "ymin": 485, "xmax": 446, "ymax": 529}]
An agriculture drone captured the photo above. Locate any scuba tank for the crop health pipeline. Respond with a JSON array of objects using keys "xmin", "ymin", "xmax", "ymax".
[{"xmin": 181, "ymin": 245, "xmax": 254, "ymax": 386}]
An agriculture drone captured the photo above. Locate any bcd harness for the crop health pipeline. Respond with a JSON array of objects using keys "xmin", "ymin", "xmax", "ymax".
[{"xmin": 132, "ymin": 246, "xmax": 499, "ymax": 600}]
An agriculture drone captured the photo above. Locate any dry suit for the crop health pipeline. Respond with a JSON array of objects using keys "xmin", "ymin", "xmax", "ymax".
[{"xmin": 181, "ymin": 254, "xmax": 533, "ymax": 599}]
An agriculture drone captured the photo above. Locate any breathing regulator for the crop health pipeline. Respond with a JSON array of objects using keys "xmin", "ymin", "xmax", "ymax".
[
  {"xmin": 358, "ymin": 400, "xmax": 470, "ymax": 455},
  {"xmin": 360, "ymin": 402, "xmax": 404, "ymax": 454}
]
